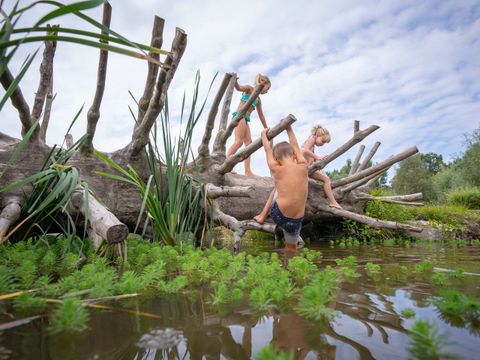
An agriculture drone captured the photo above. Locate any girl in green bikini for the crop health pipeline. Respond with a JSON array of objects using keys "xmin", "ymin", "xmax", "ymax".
[{"xmin": 227, "ymin": 74, "xmax": 271, "ymax": 176}]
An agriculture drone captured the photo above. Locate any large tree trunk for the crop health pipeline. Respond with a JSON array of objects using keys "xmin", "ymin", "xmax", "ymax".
[{"xmin": 0, "ymin": 6, "xmax": 425, "ymax": 250}]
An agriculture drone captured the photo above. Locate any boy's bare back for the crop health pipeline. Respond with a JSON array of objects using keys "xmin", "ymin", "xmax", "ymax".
[{"xmin": 261, "ymin": 126, "xmax": 309, "ymax": 219}]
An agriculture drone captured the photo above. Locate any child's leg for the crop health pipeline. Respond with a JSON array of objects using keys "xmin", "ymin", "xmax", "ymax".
[
  {"xmin": 243, "ymin": 123, "xmax": 255, "ymax": 176},
  {"xmin": 254, "ymin": 188, "xmax": 276, "ymax": 224},
  {"xmin": 227, "ymin": 119, "xmax": 247, "ymax": 158},
  {"xmin": 311, "ymin": 171, "xmax": 342, "ymax": 209}
]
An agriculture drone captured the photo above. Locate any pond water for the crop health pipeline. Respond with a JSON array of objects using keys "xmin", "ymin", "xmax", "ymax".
[{"xmin": 2, "ymin": 239, "xmax": 480, "ymax": 359}]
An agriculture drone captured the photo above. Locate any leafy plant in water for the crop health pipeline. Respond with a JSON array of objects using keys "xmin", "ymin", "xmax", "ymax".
[
  {"xmin": 431, "ymin": 273, "xmax": 450, "ymax": 287},
  {"xmin": 255, "ymin": 344, "xmax": 294, "ymax": 360},
  {"xmin": 365, "ymin": 262, "xmax": 381, "ymax": 276},
  {"xmin": 432, "ymin": 289, "xmax": 480, "ymax": 321},
  {"xmin": 401, "ymin": 308, "xmax": 416, "ymax": 319},
  {"xmin": 296, "ymin": 267, "xmax": 337, "ymax": 321},
  {"xmin": 12, "ymin": 293, "xmax": 47, "ymax": 316},
  {"xmin": 408, "ymin": 319, "xmax": 457, "ymax": 360},
  {"xmin": 49, "ymin": 298, "xmax": 89, "ymax": 334},
  {"xmin": 335, "ymin": 255, "xmax": 357, "ymax": 268},
  {"xmin": 414, "ymin": 260, "xmax": 434, "ymax": 274},
  {"xmin": 287, "ymin": 256, "xmax": 317, "ymax": 285}
]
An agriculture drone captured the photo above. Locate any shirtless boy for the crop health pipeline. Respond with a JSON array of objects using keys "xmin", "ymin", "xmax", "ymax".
[{"xmin": 260, "ymin": 126, "xmax": 308, "ymax": 251}]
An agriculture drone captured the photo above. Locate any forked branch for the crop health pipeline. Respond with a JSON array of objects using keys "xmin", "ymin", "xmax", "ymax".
[
  {"xmin": 331, "ymin": 146, "xmax": 418, "ymax": 188},
  {"xmin": 197, "ymin": 73, "xmax": 234, "ymax": 165},
  {"xmin": 309, "ymin": 123, "xmax": 380, "ymax": 175},
  {"xmin": 129, "ymin": 27, "xmax": 187, "ymax": 156}
]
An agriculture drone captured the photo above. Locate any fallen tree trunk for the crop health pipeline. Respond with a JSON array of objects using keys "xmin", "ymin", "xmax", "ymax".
[{"xmin": 0, "ymin": 7, "xmax": 427, "ymax": 251}]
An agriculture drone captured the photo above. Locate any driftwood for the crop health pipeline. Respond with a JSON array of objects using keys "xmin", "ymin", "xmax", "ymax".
[{"xmin": 0, "ymin": 7, "xmax": 426, "ymax": 251}]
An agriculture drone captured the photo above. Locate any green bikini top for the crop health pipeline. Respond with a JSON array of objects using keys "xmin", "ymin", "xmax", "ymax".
[{"xmin": 240, "ymin": 93, "xmax": 258, "ymax": 109}]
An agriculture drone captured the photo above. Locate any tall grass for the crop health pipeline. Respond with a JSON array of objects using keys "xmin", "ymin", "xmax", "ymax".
[
  {"xmin": 447, "ymin": 186, "xmax": 480, "ymax": 209},
  {"xmin": 98, "ymin": 72, "xmax": 214, "ymax": 246}
]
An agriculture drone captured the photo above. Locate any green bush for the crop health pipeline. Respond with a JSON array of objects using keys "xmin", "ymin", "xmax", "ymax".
[
  {"xmin": 447, "ymin": 187, "xmax": 480, "ymax": 209},
  {"xmin": 365, "ymin": 200, "xmax": 414, "ymax": 222}
]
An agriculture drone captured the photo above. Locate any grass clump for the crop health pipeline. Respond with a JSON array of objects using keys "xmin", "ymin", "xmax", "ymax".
[
  {"xmin": 408, "ymin": 320, "xmax": 457, "ymax": 359},
  {"xmin": 414, "ymin": 260, "xmax": 434, "ymax": 274},
  {"xmin": 49, "ymin": 298, "xmax": 89, "ymax": 334},
  {"xmin": 447, "ymin": 186, "xmax": 480, "ymax": 209}
]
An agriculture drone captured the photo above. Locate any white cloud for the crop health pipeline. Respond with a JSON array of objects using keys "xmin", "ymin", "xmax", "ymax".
[{"xmin": 2, "ymin": 0, "xmax": 479, "ymax": 178}]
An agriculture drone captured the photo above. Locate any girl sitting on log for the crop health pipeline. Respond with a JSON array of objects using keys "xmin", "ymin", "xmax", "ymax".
[
  {"xmin": 226, "ymin": 74, "xmax": 271, "ymax": 176},
  {"xmin": 254, "ymin": 124, "xmax": 342, "ymax": 224}
]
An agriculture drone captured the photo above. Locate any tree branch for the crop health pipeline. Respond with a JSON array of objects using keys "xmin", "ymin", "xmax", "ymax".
[
  {"xmin": 357, "ymin": 141, "xmax": 381, "ymax": 172},
  {"xmin": 31, "ymin": 25, "xmax": 58, "ymax": 142},
  {"xmin": 349, "ymin": 145, "xmax": 365, "ymax": 175},
  {"xmin": 338, "ymin": 169, "xmax": 387, "ymax": 195},
  {"xmin": 331, "ymin": 146, "xmax": 418, "ymax": 188},
  {"xmin": 217, "ymin": 115, "xmax": 297, "ymax": 174},
  {"xmin": 314, "ymin": 203, "xmax": 423, "ymax": 232},
  {"xmin": 308, "ymin": 124, "xmax": 380, "ymax": 175},
  {"xmin": 136, "ymin": 16, "xmax": 165, "ymax": 125},
  {"xmin": 206, "ymin": 184, "xmax": 252, "ymax": 199},
  {"xmin": 81, "ymin": 2, "xmax": 112, "ymax": 154},
  {"xmin": 212, "ymin": 74, "xmax": 236, "ymax": 157},
  {"xmin": 0, "ymin": 68, "xmax": 34, "ymax": 138},
  {"xmin": 129, "ymin": 27, "xmax": 187, "ymax": 157},
  {"xmin": 197, "ymin": 73, "xmax": 233, "ymax": 166}
]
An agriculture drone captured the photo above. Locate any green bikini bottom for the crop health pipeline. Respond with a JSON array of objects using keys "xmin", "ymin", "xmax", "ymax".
[{"xmin": 232, "ymin": 111, "xmax": 250, "ymax": 122}]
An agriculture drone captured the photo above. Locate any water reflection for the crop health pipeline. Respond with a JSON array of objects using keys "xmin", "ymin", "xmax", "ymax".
[{"xmin": 2, "ymin": 242, "xmax": 480, "ymax": 359}]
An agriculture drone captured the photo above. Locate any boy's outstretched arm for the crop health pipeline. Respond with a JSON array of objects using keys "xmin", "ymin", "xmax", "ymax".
[
  {"xmin": 286, "ymin": 126, "xmax": 307, "ymax": 164},
  {"xmin": 261, "ymin": 128, "xmax": 279, "ymax": 171}
]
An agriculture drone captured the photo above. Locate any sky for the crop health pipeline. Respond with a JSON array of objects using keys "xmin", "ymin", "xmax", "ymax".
[{"xmin": 2, "ymin": 0, "xmax": 480, "ymax": 178}]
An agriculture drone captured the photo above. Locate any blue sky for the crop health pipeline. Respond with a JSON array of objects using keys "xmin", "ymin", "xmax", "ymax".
[{"xmin": 2, "ymin": 0, "xmax": 480, "ymax": 178}]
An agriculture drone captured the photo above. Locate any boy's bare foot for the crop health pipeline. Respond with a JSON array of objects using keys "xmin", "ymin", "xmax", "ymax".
[
  {"xmin": 253, "ymin": 214, "xmax": 267, "ymax": 224},
  {"xmin": 329, "ymin": 202, "xmax": 343, "ymax": 209}
]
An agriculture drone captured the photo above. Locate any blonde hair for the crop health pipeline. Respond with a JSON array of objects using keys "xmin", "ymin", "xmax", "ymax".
[
  {"xmin": 311, "ymin": 125, "xmax": 331, "ymax": 143},
  {"xmin": 273, "ymin": 141, "xmax": 294, "ymax": 160},
  {"xmin": 254, "ymin": 73, "xmax": 271, "ymax": 87}
]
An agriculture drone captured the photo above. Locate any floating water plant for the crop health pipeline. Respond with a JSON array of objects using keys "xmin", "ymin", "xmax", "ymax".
[
  {"xmin": 365, "ymin": 262, "xmax": 381, "ymax": 275},
  {"xmin": 296, "ymin": 268, "xmax": 337, "ymax": 321},
  {"xmin": 255, "ymin": 344, "xmax": 294, "ymax": 360},
  {"xmin": 401, "ymin": 308, "xmax": 416, "ymax": 319},
  {"xmin": 49, "ymin": 298, "xmax": 89, "ymax": 334},
  {"xmin": 335, "ymin": 255, "xmax": 357, "ymax": 268},
  {"xmin": 408, "ymin": 319, "xmax": 457, "ymax": 360},
  {"xmin": 433, "ymin": 289, "xmax": 480, "ymax": 321},
  {"xmin": 414, "ymin": 260, "xmax": 434, "ymax": 273}
]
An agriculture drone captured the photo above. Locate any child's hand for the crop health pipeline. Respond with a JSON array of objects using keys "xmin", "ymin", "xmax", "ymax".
[{"xmin": 261, "ymin": 127, "xmax": 270, "ymax": 139}]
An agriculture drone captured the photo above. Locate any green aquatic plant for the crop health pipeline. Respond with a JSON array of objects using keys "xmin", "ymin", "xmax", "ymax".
[
  {"xmin": 365, "ymin": 262, "xmax": 381, "ymax": 275},
  {"xmin": 300, "ymin": 248, "xmax": 322, "ymax": 262},
  {"xmin": 49, "ymin": 298, "xmax": 89, "ymax": 334},
  {"xmin": 335, "ymin": 255, "xmax": 357, "ymax": 268},
  {"xmin": 296, "ymin": 268, "xmax": 337, "ymax": 321},
  {"xmin": 408, "ymin": 319, "xmax": 457, "ymax": 360},
  {"xmin": 414, "ymin": 260, "xmax": 434, "ymax": 274},
  {"xmin": 12, "ymin": 293, "xmax": 47, "ymax": 316},
  {"xmin": 433, "ymin": 289, "xmax": 480, "ymax": 320},
  {"xmin": 287, "ymin": 256, "xmax": 317, "ymax": 285},
  {"xmin": 340, "ymin": 266, "xmax": 359, "ymax": 281},
  {"xmin": 431, "ymin": 273, "xmax": 450, "ymax": 287},
  {"xmin": 255, "ymin": 344, "xmax": 294, "ymax": 360},
  {"xmin": 401, "ymin": 308, "xmax": 416, "ymax": 319}
]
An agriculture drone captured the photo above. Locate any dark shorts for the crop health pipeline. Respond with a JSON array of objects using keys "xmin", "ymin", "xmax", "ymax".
[{"xmin": 269, "ymin": 201, "xmax": 304, "ymax": 237}]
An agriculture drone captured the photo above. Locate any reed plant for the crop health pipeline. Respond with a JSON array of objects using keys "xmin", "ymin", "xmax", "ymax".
[{"xmin": 97, "ymin": 73, "xmax": 212, "ymax": 246}]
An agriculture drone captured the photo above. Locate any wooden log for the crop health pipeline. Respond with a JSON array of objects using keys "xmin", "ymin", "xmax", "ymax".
[
  {"xmin": 0, "ymin": 201, "xmax": 21, "ymax": 243},
  {"xmin": 349, "ymin": 145, "xmax": 365, "ymax": 175},
  {"xmin": 69, "ymin": 187, "xmax": 128, "ymax": 244},
  {"xmin": 357, "ymin": 141, "xmax": 381, "ymax": 172}
]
